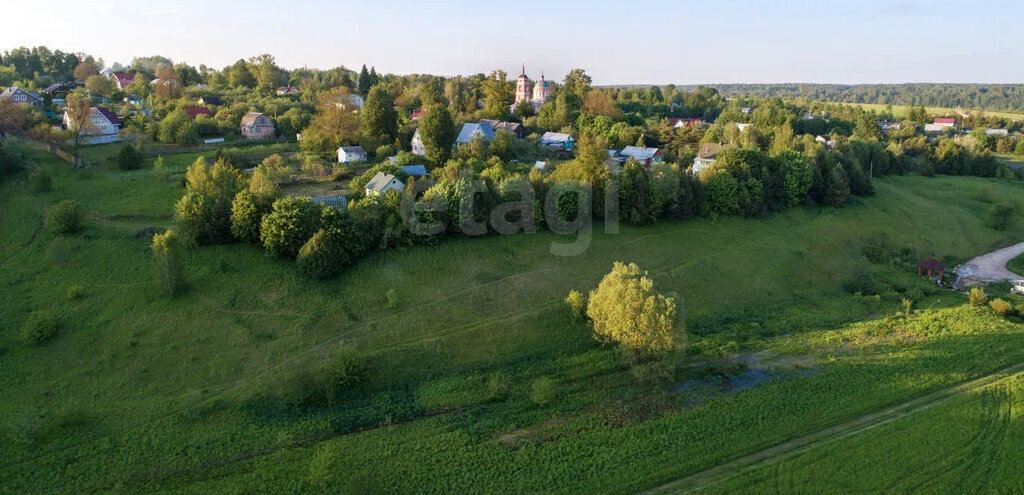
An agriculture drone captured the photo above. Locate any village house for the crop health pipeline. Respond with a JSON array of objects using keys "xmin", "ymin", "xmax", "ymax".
[
  {"xmin": 410, "ymin": 109, "xmax": 427, "ymax": 120},
  {"xmin": 331, "ymin": 94, "xmax": 365, "ymax": 111},
  {"xmin": 411, "ymin": 128, "xmax": 426, "ymax": 155},
  {"xmin": 337, "ymin": 145, "xmax": 368, "ymax": 164},
  {"xmin": 539, "ymin": 132, "xmax": 575, "ymax": 151},
  {"xmin": 240, "ymin": 112, "xmax": 275, "ymax": 139},
  {"xmin": 0, "ymin": 87, "xmax": 43, "ymax": 107},
  {"xmin": 985, "ymin": 128, "xmax": 1009, "ymax": 136},
  {"xmin": 879, "ymin": 121, "xmax": 903, "ymax": 131},
  {"xmin": 692, "ymin": 142, "xmax": 733, "ymax": 176},
  {"xmin": 197, "ymin": 95, "xmax": 223, "ymax": 106},
  {"xmin": 924, "ymin": 118, "xmax": 956, "ymax": 134},
  {"xmin": 815, "ymin": 134, "xmax": 837, "ymax": 148},
  {"xmin": 481, "ymin": 119, "xmax": 526, "ymax": 138},
  {"xmin": 276, "ymin": 86, "xmax": 299, "ymax": 95},
  {"xmin": 619, "ymin": 146, "xmax": 663, "ymax": 167},
  {"xmin": 456, "ymin": 122, "xmax": 495, "ymax": 144},
  {"xmin": 668, "ymin": 118, "xmax": 701, "ymax": 128},
  {"xmin": 111, "ymin": 72, "xmax": 136, "ymax": 90},
  {"xmin": 63, "ymin": 106, "xmax": 122, "ymax": 144},
  {"xmin": 42, "ymin": 82, "xmax": 77, "ymax": 98},
  {"xmin": 364, "ymin": 171, "xmax": 405, "ymax": 196},
  {"xmin": 735, "ymin": 122, "xmax": 754, "ymax": 132}
]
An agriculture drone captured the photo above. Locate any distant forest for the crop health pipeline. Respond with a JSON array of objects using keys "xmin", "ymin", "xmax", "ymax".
[{"xmin": 669, "ymin": 84, "xmax": 1024, "ymax": 114}]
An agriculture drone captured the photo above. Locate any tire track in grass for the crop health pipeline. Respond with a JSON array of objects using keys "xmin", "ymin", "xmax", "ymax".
[{"xmin": 638, "ymin": 362, "xmax": 1024, "ymax": 495}]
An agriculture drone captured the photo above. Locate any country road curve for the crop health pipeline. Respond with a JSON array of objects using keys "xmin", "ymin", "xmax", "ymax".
[
  {"xmin": 637, "ymin": 362, "xmax": 1024, "ymax": 495},
  {"xmin": 955, "ymin": 241, "xmax": 1024, "ymax": 285}
]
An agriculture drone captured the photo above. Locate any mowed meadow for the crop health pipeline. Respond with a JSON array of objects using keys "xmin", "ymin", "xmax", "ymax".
[{"xmin": 4, "ymin": 141, "xmax": 1024, "ymax": 492}]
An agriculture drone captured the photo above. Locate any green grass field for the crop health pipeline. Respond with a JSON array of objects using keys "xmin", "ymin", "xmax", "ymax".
[
  {"xmin": 848, "ymin": 102, "xmax": 1024, "ymax": 121},
  {"xmin": 4, "ymin": 140, "xmax": 1024, "ymax": 493},
  {"xmin": 706, "ymin": 369, "xmax": 1024, "ymax": 493}
]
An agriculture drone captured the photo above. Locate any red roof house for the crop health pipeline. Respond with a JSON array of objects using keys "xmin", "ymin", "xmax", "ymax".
[
  {"xmin": 95, "ymin": 106, "xmax": 122, "ymax": 126},
  {"xmin": 111, "ymin": 72, "xmax": 136, "ymax": 90},
  {"xmin": 411, "ymin": 109, "xmax": 427, "ymax": 120},
  {"xmin": 934, "ymin": 117, "xmax": 956, "ymax": 125},
  {"xmin": 183, "ymin": 107, "xmax": 211, "ymax": 118}
]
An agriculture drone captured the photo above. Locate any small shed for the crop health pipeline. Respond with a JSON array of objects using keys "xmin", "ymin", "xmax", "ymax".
[
  {"xmin": 337, "ymin": 146, "xmax": 368, "ymax": 164},
  {"xmin": 918, "ymin": 258, "xmax": 946, "ymax": 278}
]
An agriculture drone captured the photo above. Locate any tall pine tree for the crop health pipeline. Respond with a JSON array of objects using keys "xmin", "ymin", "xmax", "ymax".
[
  {"xmin": 360, "ymin": 85, "xmax": 399, "ymax": 148},
  {"xmin": 357, "ymin": 64, "xmax": 370, "ymax": 94},
  {"xmin": 419, "ymin": 105, "xmax": 457, "ymax": 165}
]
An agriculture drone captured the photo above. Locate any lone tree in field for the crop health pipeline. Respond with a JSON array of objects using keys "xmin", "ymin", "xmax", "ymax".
[
  {"xmin": 152, "ymin": 230, "xmax": 185, "ymax": 296},
  {"xmin": 64, "ymin": 89, "xmax": 97, "ymax": 166},
  {"xmin": 586, "ymin": 262, "xmax": 681, "ymax": 362}
]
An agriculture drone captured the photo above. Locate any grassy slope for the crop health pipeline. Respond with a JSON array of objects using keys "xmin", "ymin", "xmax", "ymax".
[
  {"xmin": 3, "ymin": 142, "xmax": 1024, "ymax": 492},
  {"xmin": 707, "ymin": 370, "xmax": 1024, "ymax": 493}
]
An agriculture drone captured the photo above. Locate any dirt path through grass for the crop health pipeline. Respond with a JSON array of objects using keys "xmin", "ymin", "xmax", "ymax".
[
  {"xmin": 637, "ymin": 362, "xmax": 1024, "ymax": 494},
  {"xmin": 955, "ymin": 241, "xmax": 1024, "ymax": 285}
]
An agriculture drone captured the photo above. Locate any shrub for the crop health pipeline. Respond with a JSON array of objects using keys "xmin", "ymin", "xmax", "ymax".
[
  {"xmin": 485, "ymin": 372, "xmax": 509, "ymax": 403},
  {"xmin": 230, "ymin": 190, "xmax": 270, "ymax": 244},
  {"xmin": 67, "ymin": 285, "xmax": 84, "ymax": 300},
  {"xmin": 152, "ymin": 230, "xmax": 185, "ymax": 296},
  {"xmin": 28, "ymin": 167, "xmax": 52, "ymax": 193},
  {"xmin": 843, "ymin": 269, "xmax": 877, "ymax": 295},
  {"xmin": 261, "ymin": 197, "xmax": 322, "ymax": 258},
  {"xmin": 904, "ymin": 287, "xmax": 925, "ymax": 303},
  {"xmin": 986, "ymin": 204, "xmax": 1014, "ymax": 231},
  {"xmin": 968, "ymin": 287, "xmax": 988, "ymax": 306},
  {"xmin": 901, "ymin": 297, "xmax": 914, "ymax": 314},
  {"xmin": 21, "ymin": 312, "xmax": 58, "ymax": 345},
  {"xmin": 990, "ymin": 298, "xmax": 1013, "ymax": 316},
  {"xmin": 564, "ymin": 290, "xmax": 586, "ymax": 322},
  {"xmin": 0, "ymin": 140, "xmax": 25, "ymax": 183},
  {"xmin": 529, "ymin": 377, "xmax": 555, "ymax": 407},
  {"xmin": 386, "ymin": 288, "xmax": 398, "ymax": 309},
  {"xmin": 296, "ymin": 229, "xmax": 338, "ymax": 280},
  {"xmin": 862, "ymin": 245, "xmax": 887, "ymax": 264},
  {"xmin": 113, "ymin": 143, "xmax": 143, "ymax": 170},
  {"xmin": 328, "ymin": 347, "xmax": 369, "ymax": 388},
  {"xmin": 48, "ymin": 200, "xmax": 83, "ymax": 234},
  {"xmin": 375, "ymin": 144, "xmax": 396, "ymax": 159}
]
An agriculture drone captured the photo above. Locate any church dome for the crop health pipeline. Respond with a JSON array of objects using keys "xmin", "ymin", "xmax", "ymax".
[{"xmin": 532, "ymin": 74, "xmax": 551, "ymax": 102}]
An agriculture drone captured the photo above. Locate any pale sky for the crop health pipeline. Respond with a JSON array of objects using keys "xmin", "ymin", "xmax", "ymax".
[{"xmin": 3, "ymin": 0, "xmax": 1023, "ymax": 85}]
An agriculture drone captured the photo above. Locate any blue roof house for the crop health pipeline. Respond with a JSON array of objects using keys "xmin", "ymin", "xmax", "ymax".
[{"xmin": 455, "ymin": 122, "xmax": 495, "ymax": 145}]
